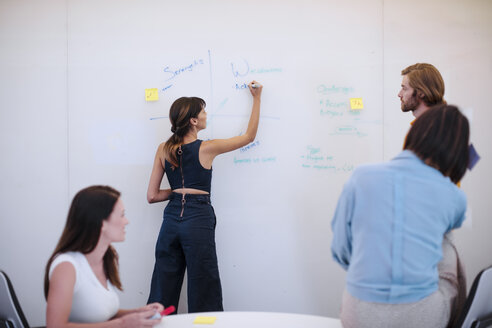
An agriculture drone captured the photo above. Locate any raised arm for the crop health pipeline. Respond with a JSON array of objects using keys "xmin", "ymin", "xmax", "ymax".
[
  {"xmin": 147, "ymin": 143, "xmax": 172, "ymax": 203},
  {"xmin": 200, "ymin": 81, "xmax": 262, "ymax": 165}
]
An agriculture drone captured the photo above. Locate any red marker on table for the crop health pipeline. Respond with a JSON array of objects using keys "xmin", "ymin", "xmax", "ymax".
[{"xmin": 149, "ymin": 305, "xmax": 176, "ymax": 319}]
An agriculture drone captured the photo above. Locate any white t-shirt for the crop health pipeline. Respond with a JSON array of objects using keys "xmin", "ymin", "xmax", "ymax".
[{"xmin": 49, "ymin": 251, "xmax": 120, "ymax": 323}]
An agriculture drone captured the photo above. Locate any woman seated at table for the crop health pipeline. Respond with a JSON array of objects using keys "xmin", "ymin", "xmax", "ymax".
[
  {"xmin": 331, "ymin": 104, "xmax": 469, "ymax": 328},
  {"xmin": 44, "ymin": 185, "xmax": 165, "ymax": 328}
]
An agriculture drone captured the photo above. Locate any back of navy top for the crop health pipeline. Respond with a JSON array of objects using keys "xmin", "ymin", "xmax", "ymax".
[{"xmin": 165, "ymin": 139, "xmax": 212, "ymax": 193}]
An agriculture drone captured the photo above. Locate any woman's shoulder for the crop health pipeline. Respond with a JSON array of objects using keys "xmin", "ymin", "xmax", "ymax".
[
  {"xmin": 195, "ymin": 138, "xmax": 208, "ymax": 149},
  {"xmin": 49, "ymin": 251, "xmax": 82, "ymax": 278},
  {"xmin": 52, "ymin": 251, "xmax": 82, "ymax": 266},
  {"xmin": 350, "ymin": 161, "xmax": 388, "ymax": 180},
  {"xmin": 450, "ymin": 181, "xmax": 467, "ymax": 207},
  {"xmin": 199, "ymin": 139, "xmax": 218, "ymax": 150},
  {"xmin": 158, "ymin": 141, "xmax": 167, "ymax": 152}
]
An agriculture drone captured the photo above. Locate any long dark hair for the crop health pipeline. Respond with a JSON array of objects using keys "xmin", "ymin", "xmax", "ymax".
[
  {"xmin": 163, "ymin": 97, "xmax": 205, "ymax": 167},
  {"xmin": 404, "ymin": 104, "xmax": 469, "ymax": 183},
  {"xmin": 44, "ymin": 185, "xmax": 122, "ymax": 298}
]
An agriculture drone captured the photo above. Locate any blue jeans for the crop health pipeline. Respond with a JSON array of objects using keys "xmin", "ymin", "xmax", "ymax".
[{"xmin": 148, "ymin": 193, "xmax": 223, "ymax": 313}]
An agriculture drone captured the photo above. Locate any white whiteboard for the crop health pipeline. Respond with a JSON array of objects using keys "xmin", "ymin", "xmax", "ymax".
[{"xmin": 66, "ymin": 0, "xmax": 383, "ymax": 316}]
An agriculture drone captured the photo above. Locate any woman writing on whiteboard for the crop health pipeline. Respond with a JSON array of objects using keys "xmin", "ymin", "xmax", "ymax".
[
  {"xmin": 146, "ymin": 81, "xmax": 263, "ymax": 312},
  {"xmin": 44, "ymin": 185, "xmax": 165, "ymax": 328},
  {"xmin": 331, "ymin": 104, "xmax": 469, "ymax": 328}
]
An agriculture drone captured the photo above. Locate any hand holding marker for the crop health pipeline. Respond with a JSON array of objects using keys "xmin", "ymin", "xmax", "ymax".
[{"xmin": 149, "ymin": 305, "xmax": 176, "ymax": 320}]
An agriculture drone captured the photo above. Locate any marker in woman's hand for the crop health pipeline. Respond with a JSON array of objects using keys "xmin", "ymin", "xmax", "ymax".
[
  {"xmin": 149, "ymin": 305, "xmax": 176, "ymax": 319},
  {"xmin": 251, "ymin": 83, "xmax": 262, "ymax": 89}
]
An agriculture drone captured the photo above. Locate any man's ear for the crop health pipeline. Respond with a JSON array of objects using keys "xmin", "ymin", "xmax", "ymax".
[{"xmin": 418, "ymin": 92, "xmax": 425, "ymax": 99}]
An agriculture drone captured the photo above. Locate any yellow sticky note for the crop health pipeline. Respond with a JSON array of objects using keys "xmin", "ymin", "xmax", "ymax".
[
  {"xmin": 193, "ymin": 316, "xmax": 217, "ymax": 324},
  {"xmin": 350, "ymin": 98, "xmax": 364, "ymax": 110},
  {"xmin": 145, "ymin": 88, "xmax": 159, "ymax": 101}
]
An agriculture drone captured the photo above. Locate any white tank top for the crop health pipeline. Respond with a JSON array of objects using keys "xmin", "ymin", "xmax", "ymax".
[{"xmin": 49, "ymin": 251, "xmax": 120, "ymax": 323}]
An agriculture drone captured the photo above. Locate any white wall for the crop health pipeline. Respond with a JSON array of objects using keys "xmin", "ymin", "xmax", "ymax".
[
  {"xmin": 0, "ymin": 0, "xmax": 68, "ymax": 323},
  {"xmin": 1, "ymin": 0, "xmax": 491, "ymax": 326}
]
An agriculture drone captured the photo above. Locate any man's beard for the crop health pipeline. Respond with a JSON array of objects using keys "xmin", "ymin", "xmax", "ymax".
[{"xmin": 401, "ymin": 94, "xmax": 419, "ymax": 112}]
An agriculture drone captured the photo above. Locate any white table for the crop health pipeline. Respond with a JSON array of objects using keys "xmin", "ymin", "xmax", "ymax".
[{"xmin": 154, "ymin": 311, "xmax": 342, "ymax": 328}]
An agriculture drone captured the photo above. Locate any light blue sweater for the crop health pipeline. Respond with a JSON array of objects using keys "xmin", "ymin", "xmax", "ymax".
[{"xmin": 331, "ymin": 150, "xmax": 466, "ymax": 304}]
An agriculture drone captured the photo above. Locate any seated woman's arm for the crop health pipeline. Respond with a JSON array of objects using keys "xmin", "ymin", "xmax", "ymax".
[
  {"xmin": 46, "ymin": 263, "xmax": 161, "ymax": 328},
  {"xmin": 114, "ymin": 303, "xmax": 164, "ymax": 319},
  {"xmin": 46, "ymin": 262, "xmax": 78, "ymax": 327}
]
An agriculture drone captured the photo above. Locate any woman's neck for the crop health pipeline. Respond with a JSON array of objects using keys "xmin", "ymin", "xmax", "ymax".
[
  {"xmin": 182, "ymin": 130, "xmax": 198, "ymax": 144},
  {"xmin": 84, "ymin": 240, "xmax": 109, "ymax": 267}
]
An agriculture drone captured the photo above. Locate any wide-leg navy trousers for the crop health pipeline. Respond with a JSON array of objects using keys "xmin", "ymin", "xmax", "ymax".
[{"xmin": 148, "ymin": 193, "xmax": 223, "ymax": 313}]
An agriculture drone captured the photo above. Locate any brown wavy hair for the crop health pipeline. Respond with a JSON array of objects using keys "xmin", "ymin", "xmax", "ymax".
[
  {"xmin": 44, "ymin": 185, "xmax": 122, "ymax": 298},
  {"xmin": 402, "ymin": 63, "xmax": 446, "ymax": 107},
  {"xmin": 404, "ymin": 104, "xmax": 469, "ymax": 183},
  {"xmin": 163, "ymin": 97, "xmax": 205, "ymax": 167}
]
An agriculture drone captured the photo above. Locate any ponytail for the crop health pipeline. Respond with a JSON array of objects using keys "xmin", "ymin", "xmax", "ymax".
[{"xmin": 163, "ymin": 134, "xmax": 182, "ymax": 168}]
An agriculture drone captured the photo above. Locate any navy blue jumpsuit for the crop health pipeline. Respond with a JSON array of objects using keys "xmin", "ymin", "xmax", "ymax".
[{"xmin": 148, "ymin": 139, "xmax": 223, "ymax": 312}]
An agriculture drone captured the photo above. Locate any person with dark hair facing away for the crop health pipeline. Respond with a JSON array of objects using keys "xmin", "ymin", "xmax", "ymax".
[
  {"xmin": 44, "ymin": 185, "xmax": 164, "ymax": 328},
  {"xmin": 331, "ymin": 105, "xmax": 469, "ymax": 328},
  {"xmin": 146, "ymin": 81, "xmax": 263, "ymax": 313}
]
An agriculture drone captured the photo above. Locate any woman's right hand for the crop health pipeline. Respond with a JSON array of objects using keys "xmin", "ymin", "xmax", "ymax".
[
  {"xmin": 119, "ymin": 309, "xmax": 161, "ymax": 328},
  {"xmin": 248, "ymin": 80, "xmax": 263, "ymax": 99}
]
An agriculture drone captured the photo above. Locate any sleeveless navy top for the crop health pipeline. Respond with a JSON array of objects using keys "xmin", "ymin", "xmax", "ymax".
[{"xmin": 165, "ymin": 140, "xmax": 212, "ymax": 193}]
